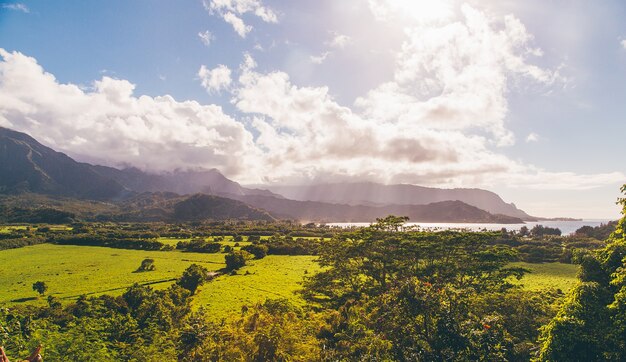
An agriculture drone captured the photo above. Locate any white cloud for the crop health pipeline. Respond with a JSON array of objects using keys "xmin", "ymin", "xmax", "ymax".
[
  {"xmin": 368, "ymin": 0, "xmax": 453, "ymax": 23},
  {"xmin": 310, "ymin": 52, "xmax": 330, "ymax": 64},
  {"xmin": 198, "ymin": 30, "xmax": 215, "ymax": 46},
  {"xmin": 204, "ymin": 0, "xmax": 277, "ymax": 38},
  {"xmin": 328, "ymin": 33, "xmax": 351, "ymax": 49},
  {"xmin": 198, "ymin": 64, "xmax": 232, "ymax": 93},
  {"xmin": 222, "ymin": 12, "xmax": 252, "ymax": 38},
  {"xmin": 0, "ymin": 7, "xmax": 622, "ymax": 192},
  {"xmin": 526, "ymin": 132, "xmax": 539, "ymax": 142},
  {"xmin": 621, "ymin": 39, "xmax": 626, "ymax": 49},
  {"xmin": 2, "ymin": 3, "xmax": 29, "ymax": 13},
  {"xmin": 231, "ymin": 54, "xmax": 623, "ymax": 189},
  {"xmin": 0, "ymin": 49, "xmax": 258, "ymax": 177},
  {"xmin": 356, "ymin": 4, "xmax": 561, "ymax": 148}
]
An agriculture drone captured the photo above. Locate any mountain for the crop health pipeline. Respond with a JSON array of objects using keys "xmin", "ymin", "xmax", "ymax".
[
  {"xmin": 0, "ymin": 127, "xmax": 280, "ymax": 201},
  {"xmin": 116, "ymin": 192, "xmax": 275, "ymax": 222},
  {"xmin": 0, "ymin": 127, "xmax": 127, "ymax": 199},
  {"xmin": 91, "ymin": 165, "xmax": 280, "ymax": 199},
  {"xmin": 265, "ymin": 183, "xmax": 535, "ymax": 220},
  {"xmin": 0, "ymin": 127, "xmax": 529, "ymax": 223},
  {"xmin": 232, "ymin": 195, "xmax": 523, "ymax": 223},
  {"xmin": 0, "ymin": 192, "xmax": 275, "ymax": 223}
]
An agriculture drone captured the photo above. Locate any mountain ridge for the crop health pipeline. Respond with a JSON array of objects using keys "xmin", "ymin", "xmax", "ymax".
[
  {"xmin": 264, "ymin": 182, "xmax": 536, "ymax": 220},
  {"xmin": 0, "ymin": 127, "xmax": 531, "ymax": 223}
]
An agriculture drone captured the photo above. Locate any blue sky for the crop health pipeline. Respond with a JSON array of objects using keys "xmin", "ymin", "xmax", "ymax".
[{"xmin": 1, "ymin": 0, "xmax": 625, "ymax": 218}]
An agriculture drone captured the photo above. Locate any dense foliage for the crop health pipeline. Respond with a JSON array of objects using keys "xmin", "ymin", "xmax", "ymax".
[
  {"xmin": 538, "ymin": 186, "xmax": 626, "ymax": 361},
  {"xmin": 1, "ymin": 208, "xmax": 621, "ymax": 360},
  {"xmin": 53, "ymin": 234, "xmax": 165, "ymax": 251}
]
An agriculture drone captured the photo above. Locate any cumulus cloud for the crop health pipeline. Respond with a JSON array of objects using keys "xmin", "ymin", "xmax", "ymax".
[
  {"xmin": 356, "ymin": 4, "xmax": 561, "ymax": 148},
  {"xmin": 198, "ymin": 30, "xmax": 214, "ymax": 46},
  {"xmin": 526, "ymin": 132, "xmax": 539, "ymax": 142},
  {"xmin": 327, "ymin": 33, "xmax": 351, "ymax": 49},
  {"xmin": 222, "ymin": 12, "xmax": 252, "ymax": 37},
  {"xmin": 0, "ymin": 2, "xmax": 622, "ymax": 192},
  {"xmin": 2, "ymin": 3, "xmax": 29, "ymax": 13},
  {"xmin": 310, "ymin": 52, "xmax": 330, "ymax": 64},
  {"xmin": 204, "ymin": 0, "xmax": 277, "ymax": 38},
  {"xmin": 621, "ymin": 39, "xmax": 626, "ymax": 49},
  {"xmin": 230, "ymin": 54, "xmax": 622, "ymax": 189},
  {"xmin": 0, "ymin": 49, "xmax": 258, "ymax": 176},
  {"xmin": 198, "ymin": 64, "xmax": 232, "ymax": 93}
]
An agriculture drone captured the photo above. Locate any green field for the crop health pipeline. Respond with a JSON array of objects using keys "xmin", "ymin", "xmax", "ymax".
[
  {"xmin": 512, "ymin": 262, "xmax": 579, "ymax": 292},
  {"xmin": 0, "ymin": 244, "xmax": 225, "ymax": 305},
  {"xmin": 193, "ymin": 255, "xmax": 320, "ymax": 319},
  {"xmin": 0, "ymin": 242, "xmax": 580, "ymax": 319},
  {"xmin": 0, "ymin": 244, "xmax": 320, "ymax": 318},
  {"xmin": 0, "ymin": 225, "xmax": 29, "ymax": 233}
]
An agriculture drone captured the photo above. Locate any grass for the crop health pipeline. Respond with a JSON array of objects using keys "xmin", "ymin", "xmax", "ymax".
[
  {"xmin": 0, "ymin": 225, "xmax": 29, "ymax": 233},
  {"xmin": 193, "ymin": 255, "xmax": 321, "ymax": 319},
  {"xmin": 0, "ymin": 244, "xmax": 321, "ymax": 319},
  {"xmin": 511, "ymin": 262, "xmax": 579, "ymax": 292},
  {"xmin": 157, "ymin": 237, "xmax": 190, "ymax": 246},
  {"xmin": 0, "ymin": 244, "xmax": 225, "ymax": 305},
  {"xmin": 157, "ymin": 237, "xmax": 253, "ymax": 250},
  {"xmin": 0, "ymin": 225, "xmax": 72, "ymax": 233}
]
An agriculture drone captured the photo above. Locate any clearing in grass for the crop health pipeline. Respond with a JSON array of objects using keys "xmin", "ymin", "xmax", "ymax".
[{"xmin": 511, "ymin": 261, "xmax": 579, "ymax": 292}]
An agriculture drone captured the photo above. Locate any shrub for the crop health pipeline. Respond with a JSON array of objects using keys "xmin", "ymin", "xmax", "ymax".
[
  {"xmin": 137, "ymin": 258, "xmax": 156, "ymax": 272},
  {"xmin": 242, "ymin": 244, "xmax": 268, "ymax": 259},
  {"xmin": 33, "ymin": 281, "xmax": 48, "ymax": 296},
  {"xmin": 177, "ymin": 264, "xmax": 210, "ymax": 295},
  {"xmin": 225, "ymin": 251, "xmax": 252, "ymax": 271}
]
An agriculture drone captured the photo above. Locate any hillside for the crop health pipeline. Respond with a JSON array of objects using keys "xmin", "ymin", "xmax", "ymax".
[
  {"xmin": 236, "ymin": 195, "xmax": 523, "ymax": 223},
  {"xmin": 91, "ymin": 165, "xmax": 281, "ymax": 199},
  {"xmin": 0, "ymin": 127, "xmax": 127, "ymax": 199},
  {"xmin": 0, "ymin": 192, "xmax": 274, "ymax": 223},
  {"xmin": 0, "ymin": 128, "xmax": 530, "ymax": 223},
  {"xmin": 266, "ymin": 182, "xmax": 535, "ymax": 220}
]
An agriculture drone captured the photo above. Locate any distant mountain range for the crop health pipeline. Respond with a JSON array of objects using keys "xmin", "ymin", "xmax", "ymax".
[
  {"xmin": 0, "ymin": 127, "xmax": 533, "ymax": 223},
  {"xmin": 266, "ymin": 183, "xmax": 535, "ymax": 220}
]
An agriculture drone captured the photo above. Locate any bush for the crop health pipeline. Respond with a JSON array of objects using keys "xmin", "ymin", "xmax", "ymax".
[
  {"xmin": 33, "ymin": 281, "xmax": 48, "ymax": 296},
  {"xmin": 241, "ymin": 244, "xmax": 268, "ymax": 259},
  {"xmin": 137, "ymin": 258, "xmax": 156, "ymax": 272},
  {"xmin": 225, "ymin": 251, "xmax": 252, "ymax": 271},
  {"xmin": 177, "ymin": 264, "xmax": 210, "ymax": 295},
  {"xmin": 176, "ymin": 239, "xmax": 221, "ymax": 253},
  {"xmin": 247, "ymin": 235, "xmax": 261, "ymax": 242}
]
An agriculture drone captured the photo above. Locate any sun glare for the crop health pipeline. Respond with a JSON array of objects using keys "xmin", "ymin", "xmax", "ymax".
[{"xmin": 386, "ymin": 0, "xmax": 454, "ymax": 23}]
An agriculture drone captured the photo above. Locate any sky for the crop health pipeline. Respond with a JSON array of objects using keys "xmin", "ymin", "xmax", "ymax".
[{"xmin": 0, "ymin": 0, "xmax": 625, "ymax": 219}]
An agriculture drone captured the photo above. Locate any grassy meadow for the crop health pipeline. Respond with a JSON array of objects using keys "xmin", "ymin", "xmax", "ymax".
[
  {"xmin": 0, "ymin": 243, "xmax": 320, "ymax": 318},
  {"xmin": 193, "ymin": 255, "xmax": 320, "ymax": 319},
  {"xmin": 0, "ymin": 244, "xmax": 225, "ymax": 305},
  {"xmin": 513, "ymin": 261, "xmax": 579, "ymax": 292}
]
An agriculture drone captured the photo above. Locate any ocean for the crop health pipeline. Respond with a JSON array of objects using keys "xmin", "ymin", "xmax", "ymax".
[{"xmin": 326, "ymin": 220, "xmax": 614, "ymax": 235}]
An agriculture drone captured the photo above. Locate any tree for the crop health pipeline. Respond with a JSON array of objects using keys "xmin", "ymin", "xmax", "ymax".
[
  {"xmin": 137, "ymin": 258, "xmax": 156, "ymax": 272},
  {"xmin": 32, "ymin": 281, "xmax": 47, "ymax": 296},
  {"xmin": 538, "ymin": 184, "xmax": 626, "ymax": 361},
  {"xmin": 241, "ymin": 244, "xmax": 268, "ymax": 259},
  {"xmin": 371, "ymin": 215, "xmax": 409, "ymax": 232},
  {"xmin": 518, "ymin": 225, "xmax": 529, "ymax": 237},
  {"xmin": 225, "ymin": 251, "xmax": 251, "ymax": 271},
  {"xmin": 177, "ymin": 264, "xmax": 210, "ymax": 295},
  {"xmin": 530, "ymin": 224, "xmax": 562, "ymax": 237}
]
